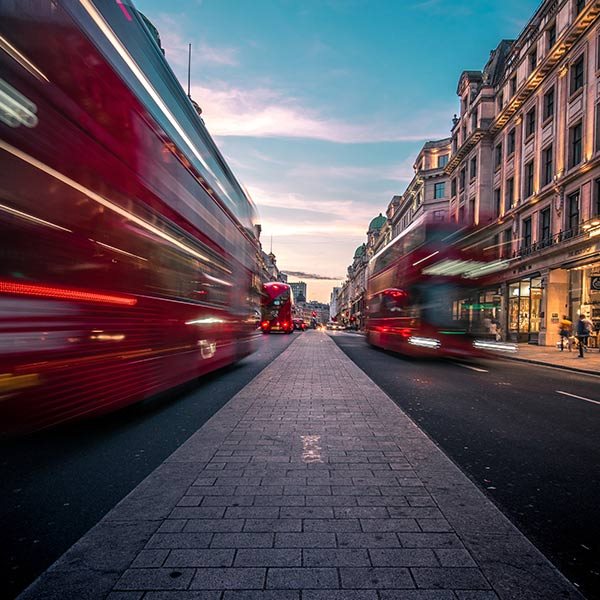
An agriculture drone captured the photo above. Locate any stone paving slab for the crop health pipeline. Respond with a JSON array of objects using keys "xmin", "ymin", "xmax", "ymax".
[{"xmin": 19, "ymin": 331, "xmax": 584, "ymax": 600}]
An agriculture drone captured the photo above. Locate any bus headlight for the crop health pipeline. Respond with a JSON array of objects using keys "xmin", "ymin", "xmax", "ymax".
[{"xmin": 408, "ymin": 336, "xmax": 441, "ymax": 349}]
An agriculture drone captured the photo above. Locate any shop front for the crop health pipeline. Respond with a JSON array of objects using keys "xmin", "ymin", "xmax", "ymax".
[{"xmin": 508, "ymin": 275, "xmax": 543, "ymax": 344}]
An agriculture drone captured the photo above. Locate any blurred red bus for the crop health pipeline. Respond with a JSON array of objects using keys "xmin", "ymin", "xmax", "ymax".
[
  {"xmin": 366, "ymin": 216, "xmax": 512, "ymax": 358},
  {"xmin": 0, "ymin": 1, "xmax": 261, "ymax": 434},
  {"xmin": 261, "ymin": 283, "xmax": 294, "ymax": 334}
]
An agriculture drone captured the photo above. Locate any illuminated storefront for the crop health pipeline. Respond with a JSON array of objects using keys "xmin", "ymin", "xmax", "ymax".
[{"xmin": 507, "ymin": 275, "xmax": 543, "ymax": 343}]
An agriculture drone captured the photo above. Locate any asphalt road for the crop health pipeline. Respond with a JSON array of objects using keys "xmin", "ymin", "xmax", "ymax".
[
  {"xmin": 330, "ymin": 331, "xmax": 600, "ymax": 600},
  {"xmin": 0, "ymin": 331, "xmax": 296, "ymax": 599}
]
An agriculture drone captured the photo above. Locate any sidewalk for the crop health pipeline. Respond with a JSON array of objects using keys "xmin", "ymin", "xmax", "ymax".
[
  {"xmin": 507, "ymin": 342, "xmax": 600, "ymax": 375},
  {"xmin": 20, "ymin": 331, "xmax": 583, "ymax": 600}
]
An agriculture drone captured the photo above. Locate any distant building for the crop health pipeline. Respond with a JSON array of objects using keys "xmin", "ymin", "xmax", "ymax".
[
  {"xmin": 290, "ymin": 281, "xmax": 307, "ymax": 303},
  {"xmin": 330, "ymin": 287, "xmax": 340, "ymax": 319}
]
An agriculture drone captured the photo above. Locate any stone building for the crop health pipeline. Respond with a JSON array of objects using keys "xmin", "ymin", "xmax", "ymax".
[{"xmin": 446, "ymin": 0, "xmax": 600, "ymax": 345}]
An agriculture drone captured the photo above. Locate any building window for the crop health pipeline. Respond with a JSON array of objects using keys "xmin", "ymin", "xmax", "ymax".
[
  {"xmin": 525, "ymin": 106, "xmax": 536, "ymax": 138},
  {"xmin": 459, "ymin": 167, "xmax": 466, "ymax": 190},
  {"xmin": 510, "ymin": 75, "xmax": 517, "ymax": 96},
  {"xmin": 543, "ymin": 87, "xmax": 554, "ymax": 121},
  {"xmin": 528, "ymin": 49, "xmax": 537, "ymax": 74},
  {"xmin": 525, "ymin": 161, "xmax": 534, "ymax": 197},
  {"xmin": 451, "ymin": 178, "xmax": 457, "ymax": 196},
  {"xmin": 575, "ymin": 0, "xmax": 586, "ymax": 16},
  {"xmin": 542, "ymin": 145, "xmax": 553, "ymax": 186},
  {"xmin": 595, "ymin": 103, "xmax": 600, "ymax": 152},
  {"xmin": 470, "ymin": 156, "xmax": 477, "ymax": 179},
  {"xmin": 495, "ymin": 142, "xmax": 503, "ymax": 168},
  {"xmin": 507, "ymin": 129, "xmax": 515, "ymax": 155},
  {"xmin": 459, "ymin": 205, "xmax": 465, "ymax": 223},
  {"xmin": 569, "ymin": 121, "xmax": 583, "ymax": 167},
  {"xmin": 462, "ymin": 126, "xmax": 467, "ymax": 143},
  {"xmin": 503, "ymin": 228, "xmax": 512, "ymax": 258},
  {"xmin": 434, "ymin": 182, "xmax": 445, "ymax": 199},
  {"xmin": 522, "ymin": 217, "xmax": 532, "ymax": 249},
  {"xmin": 497, "ymin": 91, "xmax": 504, "ymax": 112},
  {"xmin": 471, "ymin": 108, "xmax": 478, "ymax": 130},
  {"xmin": 567, "ymin": 191, "xmax": 580, "ymax": 234},
  {"xmin": 505, "ymin": 177, "xmax": 514, "ymax": 211},
  {"xmin": 540, "ymin": 206, "xmax": 551, "ymax": 242},
  {"xmin": 547, "ymin": 22, "xmax": 557, "ymax": 49},
  {"xmin": 494, "ymin": 187, "xmax": 501, "ymax": 216},
  {"xmin": 570, "ymin": 55, "xmax": 585, "ymax": 95},
  {"xmin": 437, "ymin": 154, "xmax": 449, "ymax": 168},
  {"xmin": 452, "ymin": 135, "xmax": 458, "ymax": 153},
  {"xmin": 595, "ymin": 179, "xmax": 600, "ymax": 216}
]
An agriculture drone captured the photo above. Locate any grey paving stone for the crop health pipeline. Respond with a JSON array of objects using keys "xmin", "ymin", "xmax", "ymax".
[
  {"xmin": 114, "ymin": 568, "xmax": 195, "ymax": 590},
  {"xmin": 388, "ymin": 506, "xmax": 445, "ymax": 519},
  {"xmin": 356, "ymin": 495, "xmax": 408, "ymax": 506},
  {"xmin": 130, "ymin": 549, "xmax": 169, "ymax": 568},
  {"xmin": 369, "ymin": 548, "xmax": 438, "ymax": 567},
  {"xmin": 339, "ymin": 566, "xmax": 415, "ymax": 589},
  {"xmin": 359, "ymin": 518, "xmax": 420, "ymax": 532},
  {"xmin": 243, "ymin": 518, "xmax": 302, "ymax": 532},
  {"xmin": 398, "ymin": 532, "xmax": 463, "ymax": 548},
  {"xmin": 225, "ymin": 506, "xmax": 280, "ymax": 519},
  {"xmin": 164, "ymin": 549, "xmax": 235, "ymax": 567},
  {"xmin": 234, "ymin": 548, "xmax": 302, "ymax": 567},
  {"xmin": 275, "ymin": 533, "xmax": 337, "ymax": 548},
  {"xmin": 337, "ymin": 533, "xmax": 401, "ymax": 548},
  {"xmin": 236, "ymin": 485, "xmax": 284, "ymax": 495},
  {"xmin": 303, "ymin": 592, "xmax": 378, "ymax": 600},
  {"xmin": 223, "ymin": 591, "xmax": 299, "ymax": 599},
  {"xmin": 435, "ymin": 548, "xmax": 478, "ymax": 567},
  {"xmin": 156, "ymin": 520, "xmax": 187, "ymax": 533},
  {"xmin": 146, "ymin": 533, "xmax": 213, "ymax": 549},
  {"xmin": 334, "ymin": 506, "xmax": 389, "ymax": 519},
  {"xmin": 306, "ymin": 495, "xmax": 358, "ymax": 506},
  {"xmin": 183, "ymin": 519, "xmax": 244, "ymax": 533},
  {"xmin": 253, "ymin": 495, "xmax": 306, "ymax": 506},
  {"xmin": 303, "ymin": 518, "xmax": 361, "ymax": 532},
  {"xmin": 169, "ymin": 507, "xmax": 227, "ymax": 519},
  {"xmin": 411, "ymin": 567, "xmax": 491, "ymax": 589},
  {"xmin": 417, "ymin": 518, "xmax": 454, "ymax": 532},
  {"xmin": 455, "ymin": 592, "xmax": 501, "ymax": 600},
  {"xmin": 266, "ymin": 567, "xmax": 339, "ymax": 589},
  {"xmin": 303, "ymin": 548, "xmax": 371, "ymax": 567},
  {"xmin": 189, "ymin": 567, "xmax": 266, "ymax": 589},
  {"xmin": 201, "ymin": 495, "xmax": 254, "ymax": 506},
  {"xmin": 379, "ymin": 592, "xmax": 457, "ymax": 600},
  {"xmin": 106, "ymin": 593, "xmax": 143, "ymax": 600},
  {"xmin": 279, "ymin": 506, "xmax": 334, "ymax": 519},
  {"xmin": 211, "ymin": 533, "xmax": 273, "ymax": 548}
]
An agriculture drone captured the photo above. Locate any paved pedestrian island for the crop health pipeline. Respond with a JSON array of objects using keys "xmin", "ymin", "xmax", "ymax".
[{"xmin": 20, "ymin": 332, "xmax": 583, "ymax": 600}]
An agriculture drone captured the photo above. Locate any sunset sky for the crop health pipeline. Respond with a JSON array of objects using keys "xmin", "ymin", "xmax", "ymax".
[{"xmin": 135, "ymin": 0, "xmax": 541, "ymax": 302}]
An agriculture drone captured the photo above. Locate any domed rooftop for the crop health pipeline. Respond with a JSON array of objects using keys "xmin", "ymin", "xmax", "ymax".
[
  {"xmin": 369, "ymin": 213, "xmax": 386, "ymax": 231},
  {"xmin": 353, "ymin": 243, "xmax": 366, "ymax": 259}
]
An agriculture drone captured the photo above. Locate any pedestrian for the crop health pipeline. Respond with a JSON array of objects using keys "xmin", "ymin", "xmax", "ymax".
[
  {"xmin": 575, "ymin": 314, "xmax": 589, "ymax": 358},
  {"xmin": 558, "ymin": 315, "xmax": 572, "ymax": 351},
  {"xmin": 582, "ymin": 314, "xmax": 594, "ymax": 352}
]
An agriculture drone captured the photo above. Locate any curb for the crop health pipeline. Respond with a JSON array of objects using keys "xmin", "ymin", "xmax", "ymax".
[{"xmin": 502, "ymin": 354, "xmax": 599, "ymax": 377}]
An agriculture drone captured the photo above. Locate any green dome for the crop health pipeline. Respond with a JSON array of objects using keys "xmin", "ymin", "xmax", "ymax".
[
  {"xmin": 353, "ymin": 243, "xmax": 366, "ymax": 259},
  {"xmin": 369, "ymin": 213, "xmax": 386, "ymax": 231}
]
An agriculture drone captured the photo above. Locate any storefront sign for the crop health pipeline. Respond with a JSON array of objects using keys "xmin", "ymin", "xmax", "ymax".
[{"xmin": 591, "ymin": 276, "xmax": 600, "ymax": 292}]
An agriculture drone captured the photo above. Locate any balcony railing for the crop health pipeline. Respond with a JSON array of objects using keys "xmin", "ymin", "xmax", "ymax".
[{"xmin": 511, "ymin": 216, "xmax": 600, "ymax": 259}]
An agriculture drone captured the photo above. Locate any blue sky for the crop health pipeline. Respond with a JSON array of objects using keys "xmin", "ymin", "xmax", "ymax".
[{"xmin": 135, "ymin": 0, "xmax": 541, "ymax": 302}]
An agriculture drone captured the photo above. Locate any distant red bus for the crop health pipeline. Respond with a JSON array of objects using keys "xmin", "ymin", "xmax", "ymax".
[
  {"xmin": 0, "ymin": 2, "xmax": 261, "ymax": 434},
  {"xmin": 261, "ymin": 283, "xmax": 294, "ymax": 334},
  {"xmin": 366, "ymin": 216, "xmax": 511, "ymax": 358}
]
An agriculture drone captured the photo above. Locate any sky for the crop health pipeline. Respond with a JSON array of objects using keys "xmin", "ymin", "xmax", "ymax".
[{"xmin": 135, "ymin": 0, "xmax": 542, "ymax": 302}]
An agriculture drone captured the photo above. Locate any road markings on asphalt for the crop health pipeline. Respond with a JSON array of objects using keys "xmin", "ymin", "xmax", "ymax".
[
  {"xmin": 556, "ymin": 390, "xmax": 600, "ymax": 406},
  {"xmin": 454, "ymin": 363, "xmax": 489, "ymax": 372}
]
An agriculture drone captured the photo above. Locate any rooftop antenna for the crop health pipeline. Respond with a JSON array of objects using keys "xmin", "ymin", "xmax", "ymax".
[{"xmin": 187, "ymin": 43, "xmax": 192, "ymax": 98}]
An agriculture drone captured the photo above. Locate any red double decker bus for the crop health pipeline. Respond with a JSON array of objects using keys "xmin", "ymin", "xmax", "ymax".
[
  {"xmin": 0, "ymin": 1, "xmax": 261, "ymax": 434},
  {"xmin": 366, "ymin": 216, "xmax": 512, "ymax": 358},
  {"xmin": 260, "ymin": 282, "xmax": 294, "ymax": 334}
]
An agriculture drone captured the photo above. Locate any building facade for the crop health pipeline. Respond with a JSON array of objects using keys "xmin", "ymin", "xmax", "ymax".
[
  {"xmin": 446, "ymin": 0, "xmax": 600, "ymax": 345},
  {"xmin": 290, "ymin": 281, "xmax": 307, "ymax": 303}
]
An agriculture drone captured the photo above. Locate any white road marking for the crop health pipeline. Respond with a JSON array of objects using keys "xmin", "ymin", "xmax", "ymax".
[
  {"xmin": 454, "ymin": 363, "xmax": 488, "ymax": 372},
  {"xmin": 556, "ymin": 390, "xmax": 600, "ymax": 406}
]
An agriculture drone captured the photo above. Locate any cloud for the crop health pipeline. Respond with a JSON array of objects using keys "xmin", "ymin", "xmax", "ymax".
[
  {"xmin": 285, "ymin": 271, "xmax": 343, "ymax": 280},
  {"xmin": 152, "ymin": 14, "xmax": 239, "ymax": 68},
  {"xmin": 193, "ymin": 83, "xmax": 451, "ymax": 143}
]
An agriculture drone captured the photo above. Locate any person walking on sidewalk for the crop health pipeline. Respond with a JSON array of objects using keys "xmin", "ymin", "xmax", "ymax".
[
  {"xmin": 576, "ymin": 314, "xmax": 590, "ymax": 358},
  {"xmin": 559, "ymin": 315, "xmax": 572, "ymax": 351}
]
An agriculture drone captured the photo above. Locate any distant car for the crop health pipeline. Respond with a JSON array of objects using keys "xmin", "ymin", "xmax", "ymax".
[
  {"xmin": 326, "ymin": 322, "xmax": 343, "ymax": 331},
  {"xmin": 293, "ymin": 318, "xmax": 307, "ymax": 331}
]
